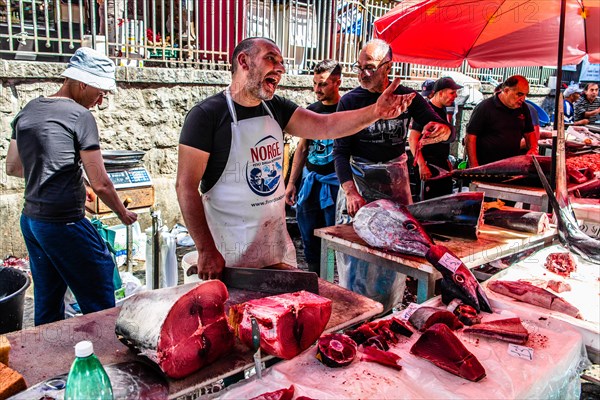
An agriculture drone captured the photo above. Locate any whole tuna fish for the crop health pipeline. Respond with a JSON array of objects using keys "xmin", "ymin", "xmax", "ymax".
[
  {"xmin": 429, "ymin": 155, "xmax": 552, "ymax": 183},
  {"xmin": 353, "ymin": 200, "xmax": 493, "ymax": 313}
]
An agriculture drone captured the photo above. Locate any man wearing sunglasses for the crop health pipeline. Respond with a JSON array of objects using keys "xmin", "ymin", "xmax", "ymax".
[{"xmin": 333, "ymin": 39, "xmax": 452, "ymax": 312}]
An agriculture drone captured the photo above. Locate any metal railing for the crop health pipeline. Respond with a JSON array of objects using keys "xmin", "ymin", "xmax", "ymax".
[{"xmin": 0, "ymin": 0, "xmax": 555, "ymax": 85}]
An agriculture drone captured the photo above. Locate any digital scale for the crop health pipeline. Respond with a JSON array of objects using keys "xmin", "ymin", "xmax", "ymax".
[
  {"xmin": 107, "ymin": 167, "xmax": 152, "ymax": 189},
  {"xmin": 85, "ymin": 150, "xmax": 155, "ymax": 214}
]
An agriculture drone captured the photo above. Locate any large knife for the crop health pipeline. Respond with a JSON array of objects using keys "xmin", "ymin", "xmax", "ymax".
[{"xmin": 221, "ymin": 266, "xmax": 319, "ymax": 294}]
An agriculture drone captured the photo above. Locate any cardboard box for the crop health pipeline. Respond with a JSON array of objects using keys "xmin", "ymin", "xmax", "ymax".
[{"xmin": 85, "ymin": 185, "xmax": 154, "ymax": 214}]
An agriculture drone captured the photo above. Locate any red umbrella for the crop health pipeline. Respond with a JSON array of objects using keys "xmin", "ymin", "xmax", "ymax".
[{"xmin": 374, "ymin": 0, "xmax": 600, "ymax": 68}]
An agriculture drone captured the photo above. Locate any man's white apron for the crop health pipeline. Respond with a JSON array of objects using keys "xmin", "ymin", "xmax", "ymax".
[{"xmin": 202, "ymin": 89, "xmax": 297, "ymax": 268}]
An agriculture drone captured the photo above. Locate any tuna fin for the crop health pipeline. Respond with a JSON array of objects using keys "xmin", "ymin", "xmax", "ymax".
[{"xmin": 427, "ymin": 164, "xmax": 451, "ymax": 180}]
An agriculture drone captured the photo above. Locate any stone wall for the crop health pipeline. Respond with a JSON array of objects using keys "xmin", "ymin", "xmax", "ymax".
[
  {"xmin": 0, "ymin": 60, "xmax": 549, "ymax": 257},
  {"xmin": 0, "ymin": 60, "xmax": 363, "ymax": 257}
]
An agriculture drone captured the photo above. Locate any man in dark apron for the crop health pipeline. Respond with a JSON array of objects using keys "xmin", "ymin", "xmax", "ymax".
[
  {"xmin": 334, "ymin": 39, "xmax": 452, "ymax": 311},
  {"xmin": 176, "ymin": 37, "xmax": 417, "ymax": 281},
  {"xmin": 409, "ymin": 77, "xmax": 461, "ymax": 200}
]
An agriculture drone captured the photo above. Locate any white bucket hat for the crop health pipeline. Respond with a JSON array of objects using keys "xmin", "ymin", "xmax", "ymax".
[{"xmin": 61, "ymin": 47, "xmax": 116, "ymax": 92}]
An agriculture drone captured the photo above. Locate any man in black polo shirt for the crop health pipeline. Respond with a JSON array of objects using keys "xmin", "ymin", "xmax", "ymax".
[{"xmin": 465, "ymin": 75, "xmax": 537, "ymax": 167}]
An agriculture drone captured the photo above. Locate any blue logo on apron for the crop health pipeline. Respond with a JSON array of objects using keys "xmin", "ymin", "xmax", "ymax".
[{"xmin": 246, "ymin": 135, "xmax": 283, "ymax": 197}]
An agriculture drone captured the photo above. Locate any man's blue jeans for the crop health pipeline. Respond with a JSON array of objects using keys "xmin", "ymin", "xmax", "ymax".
[
  {"xmin": 20, "ymin": 215, "xmax": 116, "ymax": 326},
  {"xmin": 296, "ymin": 181, "xmax": 339, "ymax": 271}
]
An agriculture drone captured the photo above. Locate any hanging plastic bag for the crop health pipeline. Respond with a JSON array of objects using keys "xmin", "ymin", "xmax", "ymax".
[{"xmin": 159, "ymin": 226, "xmax": 178, "ymax": 288}]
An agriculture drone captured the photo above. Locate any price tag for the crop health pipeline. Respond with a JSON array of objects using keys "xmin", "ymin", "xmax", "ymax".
[
  {"xmin": 507, "ymin": 344, "xmax": 534, "ymax": 361},
  {"xmin": 398, "ymin": 302, "xmax": 420, "ymax": 320},
  {"xmin": 438, "ymin": 253, "xmax": 462, "ymax": 273}
]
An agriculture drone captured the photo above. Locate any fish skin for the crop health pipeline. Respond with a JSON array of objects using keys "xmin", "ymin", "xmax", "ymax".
[
  {"xmin": 407, "ymin": 192, "xmax": 484, "ymax": 240},
  {"xmin": 353, "ymin": 200, "xmax": 492, "ymax": 314},
  {"xmin": 408, "ymin": 306, "xmax": 464, "ymax": 332},
  {"xmin": 426, "ymin": 245, "xmax": 493, "ymax": 313},
  {"xmin": 483, "ymin": 208, "xmax": 550, "ymax": 234},
  {"xmin": 353, "ymin": 200, "xmax": 432, "ymax": 258},
  {"xmin": 488, "ymin": 280, "xmax": 581, "ymax": 318},
  {"xmin": 532, "ymin": 157, "xmax": 600, "ymax": 264},
  {"xmin": 463, "ymin": 317, "xmax": 529, "ymax": 345},
  {"xmin": 429, "ymin": 155, "xmax": 552, "ymax": 182}
]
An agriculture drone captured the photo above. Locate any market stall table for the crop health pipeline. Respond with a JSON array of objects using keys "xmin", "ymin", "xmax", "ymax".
[
  {"xmin": 482, "ymin": 244, "xmax": 600, "ymax": 363},
  {"xmin": 4, "ymin": 279, "xmax": 382, "ymax": 399},
  {"xmin": 315, "ymin": 224, "xmax": 557, "ymax": 303},
  {"xmin": 212, "ymin": 298, "xmax": 586, "ymax": 399},
  {"xmin": 469, "ymin": 181, "xmax": 549, "ymax": 211}
]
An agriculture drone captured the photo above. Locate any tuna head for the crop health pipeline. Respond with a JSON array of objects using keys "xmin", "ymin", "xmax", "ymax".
[
  {"xmin": 425, "ymin": 245, "xmax": 493, "ymax": 313},
  {"xmin": 353, "ymin": 200, "xmax": 433, "ymax": 258}
]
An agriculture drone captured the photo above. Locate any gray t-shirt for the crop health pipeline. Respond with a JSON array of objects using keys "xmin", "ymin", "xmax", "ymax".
[{"xmin": 11, "ymin": 97, "xmax": 100, "ymax": 222}]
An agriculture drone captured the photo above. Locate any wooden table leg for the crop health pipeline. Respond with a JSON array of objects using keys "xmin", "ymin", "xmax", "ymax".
[
  {"xmin": 320, "ymin": 238, "xmax": 335, "ymax": 282},
  {"xmin": 415, "ymin": 270, "xmax": 436, "ymax": 303}
]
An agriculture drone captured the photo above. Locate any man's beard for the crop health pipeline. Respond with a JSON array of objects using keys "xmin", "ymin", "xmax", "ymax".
[{"xmin": 247, "ymin": 63, "xmax": 275, "ymax": 101}]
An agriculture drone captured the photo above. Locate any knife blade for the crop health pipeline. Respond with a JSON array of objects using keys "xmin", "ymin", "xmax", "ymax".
[
  {"xmin": 250, "ymin": 316, "xmax": 262, "ymax": 379},
  {"xmin": 221, "ymin": 266, "xmax": 319, "ymax": 294}
]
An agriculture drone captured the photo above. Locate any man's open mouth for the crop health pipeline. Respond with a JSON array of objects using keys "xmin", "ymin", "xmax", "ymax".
[{"xmin": 265, "ymin": 76, "xmax": 279, "ymax": 90}]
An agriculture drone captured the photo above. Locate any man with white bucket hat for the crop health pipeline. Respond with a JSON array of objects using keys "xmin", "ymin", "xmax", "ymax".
[{"xmin": 6, "ymin": 46, "xmax": 137, "ymax": 326}]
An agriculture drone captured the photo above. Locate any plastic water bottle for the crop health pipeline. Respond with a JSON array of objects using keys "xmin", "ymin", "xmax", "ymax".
[{"xmin": 64, "ymin": 341, "xmax": 113, "ymax": 400}]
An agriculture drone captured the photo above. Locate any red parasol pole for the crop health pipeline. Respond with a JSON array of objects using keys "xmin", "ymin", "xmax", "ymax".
[{"xmin": 551, "ymin": 0, "xmax": 568, "ymax": 189}]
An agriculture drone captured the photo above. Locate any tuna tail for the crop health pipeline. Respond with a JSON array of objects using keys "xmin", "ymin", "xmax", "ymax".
[
  {"xmin": 425, "ymin": 245, "xmax": 493, "ymax": 313},
  {"xmin": 532, "ymin": 157, "xmax": 600, "ymax": 264},
  {"xmin": 427, "ymin": 164, "xmax": 452, "ymax": 181}
]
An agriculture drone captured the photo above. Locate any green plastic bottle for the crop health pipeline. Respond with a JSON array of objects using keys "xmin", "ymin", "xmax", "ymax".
[{"xmin": 64, "ymin": 341, "xmax": 113, "ymax": 400}]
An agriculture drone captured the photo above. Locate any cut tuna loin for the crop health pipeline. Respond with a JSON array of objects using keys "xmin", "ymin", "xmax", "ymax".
[
  {"xmin": 463, "ymin": 317, "xmax": 529, "ymax": 344},
  {"xmin": 229, "ymin": 291, "xmax": 332, "ymax": 359},
  {"xmin": 409, "ymin": 306, "xmax": 464, "ymax": 332},
  {"xmin": 360, "ymin": 345, "xmax": 402, "ymax": 371},
  {"xmin": 487, "ymin": 280, "xmax": 581, "ymax": 318},
  {"xmin": 115, "ymin": 281, "xmax": 233, "ymax": 379},
  {"xmin": 410, "ymin": 323, "xmax": 486, "ymax": 382},
  {"xmin": 547, "ymin": 280, "xmax": 571, "ymax": 293}
]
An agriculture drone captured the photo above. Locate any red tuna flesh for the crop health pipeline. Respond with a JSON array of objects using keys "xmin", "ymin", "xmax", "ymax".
[
  {"xmin": 250, "ymin": 385, "xmax": 295, "ymax": 400},
  {"xmin": 487, "ymin": 280, "xmax": 581, "ymax": 318},
  {"xmin": 360, "ymin": 345, "xmax": 402, "ymax": 371},
  {"xmin": 409, "ymin": 306, "xmax": 464, "ymax": 332},
  {"xmin": 316, "ymin": 333, "xmax": 357, "ymax": 368},
  {"xmin": 410, "ymin": 323, "xmax": 486, "ymax": 382},
  {"xmin": 544, "ymin": 252, "xmax": 577, "ymax": 277},
  {"xmin": 463, "ymin": 317, "xmax": 529, "ymax": 345},
  {"xmin": 547, "ymin": 279, "xmax": 571, "ymax": 293},
  {"xmin": 115, "ymin": 281, "xmax": 233, "ymax": 379},
  {"xmin": 229, "ymin": 291, "xmax": 332, "ymax": 359}
]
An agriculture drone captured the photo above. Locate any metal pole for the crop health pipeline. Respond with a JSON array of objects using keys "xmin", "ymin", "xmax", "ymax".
[
  {"xmin": 551, "ymin": 0, "xmax": 567, "ymax": 190},
  {"xmin": 126, "ymin": 224, "xmax": 133, "ymax": 273},
  {"xmin": 152, "ymin": 210, "xmax": 160, "ymax": 290}
]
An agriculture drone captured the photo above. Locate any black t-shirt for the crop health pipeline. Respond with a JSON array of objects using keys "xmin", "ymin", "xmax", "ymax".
[
  {"xmin": 11, "ymin": 97, "xmax": 100, "ymax": 222},
  {"xmin": 179, "ymin": 92, "xmax": 298, "ymax": 193},
  {"xmin": 411, "ymin": 101, "xmax": 450, "ymax": 165},
  {"xmin": 305, "ymin": 101, "xmax": 338, "ymax": 175},
  {"xmin": 466, "ymin": 93, "xmax": 534, "ymax": 165},
  {"xmin": 333, "ymin": 84, "xmax": 447, "ymax": 184}
]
